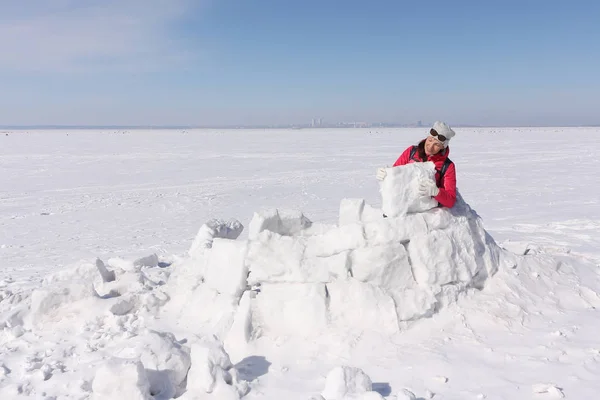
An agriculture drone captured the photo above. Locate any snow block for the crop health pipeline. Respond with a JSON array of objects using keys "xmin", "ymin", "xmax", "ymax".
[
  {"xmin": 380, "ymin": 163, "xmax": 438, "ymax": 217},
  {"xmin": 321, "ymin": 366, "xmax": 373, "ymax": 400},
  {"xmin": 134, "ymin": 253, "xmax": 159, "ymax": 268},
  {"xmin": 205, "ymin": 239, "xmax": 248, "ymax": 299},
  {"xmin": 361, "ymin": 203, "xmax": 385, "ymax": 223},
  {"xmin": 407, "ymin": 230, "xmax": 462, "ymax": 286},
  {"xmin": 421, "ymin": 207, "xmax": 454, "ymax": 231},
  {"xmin": 182, "ymin": 336, "xmax": 248, "ymax": 400},
  {"xmin": 392, "ymin": 288, "xmax": 437, "ymax": 322},
  {"xmin": 167, "ymin": 285, "xmax": 239, "ymax": 337},
  {"xmin": 248, "ymin": 209, "xmax": 311, "ymax": 240},
  {"xmin": 248, "ymin": 209, "xmax": 280, "ymax": 240},
  {"xmin": 362, "ymin": 213, "xmax": 427, "ymax": 246},
  {"xmin": 350, "ymin": 242, "xmax": 414, "ymax": 292},
  {"xmin": 302, "ymin": 251, "xmax": 351, "ymax": 281},
  {"xmin": 278, "ymin": 209, "xmax": 313, "ymax": 235},
  {"xmin": 327, "ymin": 279, "xmax": 399, "ymax": 334},
  {"xmin": 109, "ymin": 298, "xmax": 135, "ymax": 316},
  {"xmin": 96, "ymin": 258, "xmax": 116, "ymax": 282},
  {"xmin": 407, "ymin": 216, "xmax": 493, "ymax": 288},
  {"xmin": 246, "ymin": 231, "xmax": 348, "ymax": 284},
  {"xmin": 92, "ymin": 358, "xmax": 151, "ymax": 400},
  {"xmin": 43, "ymin": 260, "xmax": 99, "ymax": 285},
  {"xmin": 246, "ymin": 231, "xmax": 307, "ymax": 284},
  {"xmin": 189, "ymin": 219, "xmax": 244, "ymax": 257},
  {"xmin": 27, "ymin": 281, "xmax": 100, "ymax": 327},
  {"xmin": 252, "ymin": 283, "xmax": 328, "ymax": 337},
  {"xmin": 112, "ymin": 330, "xmax": 191, "ymax": 399},
  {"xmin": 305, "ymin": 224, "xmax": 366, "ymax": 257},
  {"xmin": 339, "ymin": 198, "xmax": 365, "ymax": 225},
  {"xmin": 300, "ymin": 222, "xmax": 338, "ymax": 236},
  {"xmin": 224, "ymin": 290, "xmax": 254, "ymax": 359}
]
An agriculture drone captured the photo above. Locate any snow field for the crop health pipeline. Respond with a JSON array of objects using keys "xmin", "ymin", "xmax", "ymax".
[
  {"xmin": 0, "ymin": 163, "xmax": 505, "ymax": 399},
  {"xmin": 2, "ymin": 128, "xmax": 600, "ymax": 399}
]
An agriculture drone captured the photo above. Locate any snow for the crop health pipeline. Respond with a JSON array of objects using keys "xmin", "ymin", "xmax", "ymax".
[
  {"xmin": 380, "ymin": 162, "xmax": 438, "ymax": 217},
  {"xmin": 92, "ymin": 358, "xmax": 151, "ymax": 400},
  {"xmin": 321, "ymin": 366, "xmax": 378, "ymax": 400},
  {"xmin": 1, "ymin": 127, "xmax": 600, "ymax": 399}
]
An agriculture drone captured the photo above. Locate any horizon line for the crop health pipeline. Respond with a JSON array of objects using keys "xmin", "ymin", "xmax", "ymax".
[{"xmin": 2, "ymin": 123, "xmax": 600, "ymax": 130}]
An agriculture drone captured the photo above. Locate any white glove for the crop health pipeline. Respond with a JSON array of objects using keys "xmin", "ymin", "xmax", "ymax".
[
  {"xmin": 418, "ymin": 179, "xmax": 439, "ymax": 197},
  {"xmin": 376, "ymin": 167, "xmax": 387, "ymax": 181}
]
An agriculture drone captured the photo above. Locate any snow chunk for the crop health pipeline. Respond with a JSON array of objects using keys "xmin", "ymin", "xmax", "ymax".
[
  {"xmin": 350, "ymin": 242, "xmax": 414, "ymax": 292},
  {"xmin": 248, "ymin": 209, "xmax": 311, "ymax": 240},
  {"xmin": 27, "ymin": 281, "xmax": 100, "ymax": 328},
  {"xmin": 112, "ymin": 330, "xmax": 191, "ymax": 399},
  {"xmin": 532, "ymin": 383, "xmax": 565, "ymax": 398},
  {"xmin": 392, "ymin": 288, "xmax": 437, "ymax": 322},
  {"xmin": 328, "ymin": 279, "xmax": 399, "ymax": 334},
  {"xmin": 321, "ymin": 366, "xmax": 383, "ymax": 400},
  {"xmin": 252, "ymin": 283, "xmax": 328, "ymax": 337},
  {"xmin": 407, "ymin": 209, "xmax": 499, "ymax": 288},
  {"xmin": 339, "ymin": 198, "xmax": 365, "ymax": 225},
  {"xmin": 205, "ymin": 239, "xmax": 248, "ymax": 299},
  {"xmin": 362, "ymin": 213, "xmax": 427, "ymax": 246},
  {"xmin": 92, "ymin": 358, "xmax": 151, "ymax": 400},
  {"xmin": 305, "ymin": 224, "xmax": 366, "ymax": 257},
  {"xmin": 96, "ymin": 258, "xmax": 115, "ymax": 282},
  {"xmin": 224, "ymin": 290, "xmax": 254, "ymax": 359},
  {"xmin": 380, "ymin": 162, "xmax": 438, "ymax": 217},
  {"xmin": 134, "ymin": 253, "xmax": 159, "ymax": 268},
  {"xmin": 396, "ymin": 388, "xmax": 417, "ymax": 400},
  {"xmin": 246, "ymin": 231, "xmax": 308, "ymax": 284},
  {"xmin": 189, "ymin": 218, "xmax": 244, "ymax": 257},
  {"xmin": 181, "ymin": 335, "xmax": 248, "ymax": 399}
]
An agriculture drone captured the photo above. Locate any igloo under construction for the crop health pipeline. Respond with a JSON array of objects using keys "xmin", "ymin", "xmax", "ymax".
[{"xmin": 163, "ymin": 163, "xmax": 505, "ymax": 345}]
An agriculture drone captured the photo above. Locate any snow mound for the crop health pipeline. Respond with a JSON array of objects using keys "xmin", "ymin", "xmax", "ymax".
[{"xmin": 164, "ymin": 166, "xmax": 504, "ymax": 345}]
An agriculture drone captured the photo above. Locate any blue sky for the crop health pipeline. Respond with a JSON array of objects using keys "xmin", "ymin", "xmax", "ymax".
[{"xmin": 1, "ymin": 0, "xmax": 599, "ymax": 126}]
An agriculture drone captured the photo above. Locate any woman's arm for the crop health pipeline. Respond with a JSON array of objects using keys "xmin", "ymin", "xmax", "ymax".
[
  {"xmin": 434, "ymin": 162, "xmax": 457, "ymax": 208},
  {"xmin": 392, "ymin": 146, "xmax": 412, "ymax": 167}
]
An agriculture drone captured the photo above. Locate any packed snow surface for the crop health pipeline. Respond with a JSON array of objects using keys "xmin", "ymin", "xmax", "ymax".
[{"xmin": 1, "ymin": 127, "xmax": 600, "ymax": 399}]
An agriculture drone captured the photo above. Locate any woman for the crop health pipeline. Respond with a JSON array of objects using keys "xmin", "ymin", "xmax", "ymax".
[{"xmin": 376, "ymin": 121, "xmax": 457, "ymax": 208}]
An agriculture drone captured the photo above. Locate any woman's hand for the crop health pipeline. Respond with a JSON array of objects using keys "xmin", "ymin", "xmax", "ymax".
[{"xmin": 418, "ymin": 179, "xmax": 439, "ymax": 197}]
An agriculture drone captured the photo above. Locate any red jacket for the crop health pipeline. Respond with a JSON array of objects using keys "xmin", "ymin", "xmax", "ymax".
[{"xmin": 392, "ymin": 142, "xmax": 457, "ymax": 208}]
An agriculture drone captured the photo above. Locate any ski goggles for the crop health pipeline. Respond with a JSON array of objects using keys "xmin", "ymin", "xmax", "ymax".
[{"xmin": 429, "ymin": 128, "xmax": 447, "ymax": 142}]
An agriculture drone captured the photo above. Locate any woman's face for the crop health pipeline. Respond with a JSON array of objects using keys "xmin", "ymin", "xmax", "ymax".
[{"xmin": 425, "ymin": 135, "xmax": 445, "ymax": 156}]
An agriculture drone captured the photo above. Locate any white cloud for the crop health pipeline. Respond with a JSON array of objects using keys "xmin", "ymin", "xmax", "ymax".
[{"xmin": 0, "ymin": 0, "xmax": 201, "ymax": 72}]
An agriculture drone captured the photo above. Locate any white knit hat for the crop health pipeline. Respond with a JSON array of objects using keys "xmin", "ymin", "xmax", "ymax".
[{"xmin": 430, "ymin": 121, "xmax": 455, "ymax": 148}]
